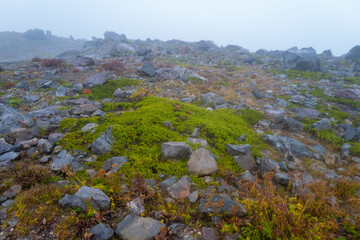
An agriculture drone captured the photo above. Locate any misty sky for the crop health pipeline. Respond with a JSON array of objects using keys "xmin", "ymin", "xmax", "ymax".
[{"xmin": 0, "ymin": 0, "xmax": 359, "ymax": 56}]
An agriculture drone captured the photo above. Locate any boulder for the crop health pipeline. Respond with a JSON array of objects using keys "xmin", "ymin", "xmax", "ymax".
[
  {"xmin": 187, "ymin": 148, "xmax": 217, "ymax": 176},
  {"xmin": 91, "ymin": 128, "xmax": 114, "ymax": 155},
  {"xmin": 50, "ymin": 150, "xmax": 82, "ymax": 171},
  {"xmin": 115, "ymin": 215, "xmax": 165, "ymax": 240},
  {"xmin": 69, "ymin": 104, "xmax": 99, "ymax": 115},
  {"xmin": 298, "ymin": 108, "xmax": 322, "ymax": 119},
  {"xmin": 263, "ymin": 134, "xmax": 314, "ymax": 159},
  {"xmin": 273, "ymin": 173, "xmax": 290, "ymax": 186},
  {"xmin": 345, "ymin": 45, "xmax": 360, "ymax": 61},
  {"xmin": 0, "ymin": 105, "xmax": 33, "ymax": 135},
  {"xmin": 233, "ymin": 155, "xmax": 255, "ymax": 171},
  {"xmin": 104, "ymin": 31, "xmax": 127, "ymax": 42},
  {"xmin": 140, "ymin": 62, "xmax": 158, "ymax": 77},
  {"xmin": 161, "ymin": 142, "xmax": 192, "ymax": 160},
  {"xmin": 226, "ymin": 144, "xmax": 252, "ymax": 156},
  {"xmin": 74, "ymin": 186, "xmax": 110, "ymax": 210},
  {"xmin": 354, "ymin": 62, "xmax": 360, "ymax": 72},
  {"xmin": 156, "ymin": 68, "xmax": 180, "ymax": 81},
  {"xmin": 55, "ymin": 86, "xmax": 67, "ymax": 97},
  {"xmin": 200, "ymin": 92, "xmax": 225, "ymax": 106},
  {"xmin": 8, "ymin": 128, "xmax": 34, "ymax": 141},
  {"xmin": 83, "ymin": 73, "xmax": 106, "ymax": 88},
  {"xmin": 311, "ymin": 119, "xmax": 332, "ymax": 130},
  {"xmin": 23, "ymin": 95, "xmax": 41, "ymax": 103},
  {"xmin": 255, "ymin": 157, "xmax": 280, "ymax": 177},
  {"xmin": 0, "ymin": 152, "xmax": 19, "ymax": 163},
  {"xmin": 283, "ymin": 49, "xmax": 321, "ymax": 72}
]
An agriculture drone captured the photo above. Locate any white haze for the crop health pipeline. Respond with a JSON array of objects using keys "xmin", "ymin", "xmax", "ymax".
[{"xmin": 0, "ymin": 0, "xmax": 359, "ymax": 56}]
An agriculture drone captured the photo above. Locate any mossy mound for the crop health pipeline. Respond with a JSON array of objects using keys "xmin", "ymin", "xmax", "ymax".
[{"xmin": 59, "ymin": 97, "xmax": 265, "ymax": 180}]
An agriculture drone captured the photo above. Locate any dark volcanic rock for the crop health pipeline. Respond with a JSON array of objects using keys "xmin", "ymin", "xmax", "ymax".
[
  {"xmin": 92, "ymin": 128, "xmax": 114, "ymax": 155},
  {"xmin": 59, "ymin": 194, "xmax": 86, "ymax": 211},
  {"xmin": 334, "ymin": 89, "xmax": 360, "ymax": 101},
  {"xmin": 298, "ymin": 108, "xmax": 322, "ymax": 119},
  {"xmin": 156, "ymin": 68, "xmax": 180, "ymax": 81},
  {"xmin": 140, "ymin": 62, "xmax": 158, "ymax": 77},
  {"xmin": 70, "ymin": 56, "xmax": 95, "ymax": 66},
  {"xmin": 255, "ymin": 157, "xmax": 280, "ymax": 177},
  {"xmin": 199, "ymin": 194, "xmax": 247, "ymax": 217},
  {"xmin": 89, "ymin": 223, "xmax": 114, "ymax": 240},
  {"xmin": 161, "ymin": 142, "xmax": 192, "ymax": 160},
  {"xmin": 271, "ymin": 117, "xmax": 304, "ymax": 133},
  {"xmin": 283, "ymin": 49, "xmax": 321, "ymax": 72}
]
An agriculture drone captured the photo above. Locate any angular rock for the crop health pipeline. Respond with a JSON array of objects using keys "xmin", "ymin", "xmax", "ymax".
[
  {"xmin": 271, "ymin": 117, "xmax": 304, "ymax": 133},
  {"xmin": 0, "ymin": 139, "xmax": 13, "ymax": 155},
  {"xmin": 187, "ymin": 137, "xmax": 208, "ymax": 147},
  {"xmin": 140, "ymin": 62, "xmax": 158, "ymax": 77},
  {"xmin": 283, "ymin": 49, "xmax": 321, "ymax": 72},
  {"xmin": 273, "ymin": 173, "xmax": 290, "ymax": 186},
  {"xmin": 89, "ymin": 223, "xmax": 114, "ymax": 240},
  {"xmin": 58, "ymin": 193, "xmax": 86, "ymax": 211},
  {"xmin": 81, "ymin": 123, "xmax": 99, "ymax": 132},
  {"xmin": 23, "ymin": 95, "xmax": 41, "ymax": 103},
  {"xmin": 50, "ymin": 150, "xmax": 82, "ymax": 171},
  {"xmin": 83, "ymin": 73, "xmax": 106, "ymax": 89},
  {"xmin": 324, "ymin": 154, "xmax": 337, "ymax": 166},
  {"xmin": 233, "ymin": 155, "xmax": 255, "ymax": 171},
  {"xmin": 38, "ymin": 139, "xmax": 53, "ymax": 154},
  {"xmin": 188, "ymin": 190, "xmax": 199, "ymax": 203},
  {"xmin": 159, "ymin": 176, "xmax": 178, "ymax": 191},
  {"xmin": 298, "ymin": 108, "xmax": 322, "ymax": 119},
  {"xmin": 69, "ymin": 104, "xmax": 99, "ymax": 115},
  {"xmin": 336, "ymin": 124, "xmax": 358, "ymax": 141},
  {"xmin": 187, "ymin": 148, "xmax": 217, "ymax": 176},
  {"xmin": 0, "ymin": 152, "xmax": 19, "ymax": 163},
  {"xmin": 70, "ymin": 56, "xmax": 95, "ymax": 66},
  {"xmin": 102, "ymin": 156, "xmax": 127, "ymax": 172},
  {"xmin": 334, "ymin": 89, "xmax": 360, "ymax": 101},
  {"xmin": 115, "ymin": 214, "xmax": 165, "ymax": 240},
  {"xmin": 8, "ymin": 128, "xmax": 34, "ymax": 141},
  {"xmin": 128, "ymin": 197, "xmax": 145, "ymax": 216},
  {"xmin": 311, "ymin": 119, "xmax": 332, "ymax": 130},
  {"xmin": 91, "ymin": 128, "xmax": 114, "ymax": 155},
  {"xmin": 199, "ymin": 194, "xmax": 247, "ymax": 217},
  {"xmin": 113, "ymin": 88, "xmax": 127, "ymax": 98},
  {"xmin": 161, "ymin": 142, "xmax": 192, "ymax": 160},
  {"xmin": 156, "ymin": 68, "xmax": 180, "ymax": 81},
  {"xmin": 75, "ymin": 186, "xmax": 110, "ymax": 210},
  {"xmin": 345, "ymin": 45, "xmax": 360, "ymax": 61},
  {"xmin": 252, "ymin": 89, "xmax": 267, "ymax": 99},
  {"xmin": 202, "ymin": 227, "xmax": 217, "ymax": 240},
  {"xmin": 167, "ymin": 176, "xmax": 191, "ymax": 199},
  {"xmin": 200, "ymin": 92, "xmax": 224, "ymax": 106},
  {"xmin": 55, "ymin": 86, "xmax": 67, "ymax": 97},
  {"xmin": 256, "ymin": 157, "xmax": 280, "ymax": 177},
  {"xmin": 3, "ymin": 185, "xmax": 21, "ymax": 198},
  {"xmin": 226, "ymin": 144, "xmax": 252, "ymax": 156},
  {"xmin": 263, "ymin": 134, "xmax": 314, "ymax": 159},
  {"xmin": 162, "ymin": 121, "xmax": 174, "ymax": 131}
]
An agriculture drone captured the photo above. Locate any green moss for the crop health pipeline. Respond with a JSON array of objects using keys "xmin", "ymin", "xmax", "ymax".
[
  {"xmin": 272, "ymin": 69, "xmax": 333, "ymax": 81},
  {"xmin": 238, "ymin": 108, "xmax": 266, "ymax": 125},
  {"xmin": 343, "ymin": 77, "xmax": 360, "ymax": 85},
  {"xmin": 60, "ymin": 97, "xmax": 265, "ymax": 180},
  {"xmin": 88, "ymin": 78, "xmax": 142, "ymax": 101},
  {"xmin": 350, "ymin": 143, "xmax": 360, "ymax": 156},
  {"xmin": 102, "ymin": 102, "xmax": 133, "ymax": 112}
]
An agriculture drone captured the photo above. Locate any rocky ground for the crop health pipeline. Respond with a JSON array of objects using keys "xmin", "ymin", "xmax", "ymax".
[{"xmin": 0, "ymin": 32, "xmax": 359, "ymax": 239}]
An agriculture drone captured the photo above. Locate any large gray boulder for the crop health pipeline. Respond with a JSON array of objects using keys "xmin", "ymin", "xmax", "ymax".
[
  {"xmin": 263, "ymin": 134, "xmax": 314, "ymax": 159},
  {"xmin": 345, "ymin": 45, "xmax": 360, "ymax": 61},
  {"xmin": 140, "ymin": 62, "xmax": 158, "ymax": 77},
  {"xmin": 334, "ymin": 89, "xmax": 360, "ymax": 101},
  {"xmin": 50, "ymin": 150, "xmax": 82, "ymax": 171},
  {"xmin": 311, "ymin": 119, "xmax": 332, "ymax": 130},
  {"xmin": 104, "ymin": 31, "xmax": 127, "ymax": 42},
  {"xmin": 255, "ymin": 157, "xmax": 280, "ymax": 177},
  {"xmin": 91, "ymin": 128, "xmax": 114, "ymax": 155},
  {"xmin": 70, "ymin": 56, "xmax": 95, "ymax": 66},
  {"xmin": 0, "ymin": 105, "xmax": 33, "ymax": 135},
  {"xmin": 83, "ymin": 73, "xmax": 106, "ymax": 89},
  {"xmin": 187, "ymin": 148, "xmax": 217, "ymax": 176},
  {"xmin": 115, "ymin": 215, "xmax": 165, "ymax": 240},
  {"xmin": 155, "ymin": 68, "xmax": 180, "ymax": 81},
  {"xmin": 74, "ymin": 186, "xmax": 110, "ymax": 210},
  {"xmin": 69, "ymin": 104, "xmax": 99, "ymax": 115},
  {"xmin": 271, "ymin": 117, "xmax": 304, "ymax": 133},
  {"xmin": 200, "ymin": 92, "xmax": 225, "ymax": 106},
  {"xmin": 282, "ymin": 49, "xmax": 321, "ymax": 72},
  {"xmin": 89, "ymin": 223, "xmax": 114, "ymax": 240},
  {"xmin": 161, "ymin": 142, "xmax": 192, "ymax": 160}
]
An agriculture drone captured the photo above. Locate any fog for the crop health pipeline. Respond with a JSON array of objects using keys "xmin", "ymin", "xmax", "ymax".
[{"xmin": 0, "ymin": 0, "xmax": 359, "ymax": 56}]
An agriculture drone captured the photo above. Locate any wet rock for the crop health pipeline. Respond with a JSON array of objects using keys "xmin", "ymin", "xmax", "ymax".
[
  {"xmin": 83, "ymin": 73, "xmax": 106, "ymax": 88},
  {"xmin": 89, "ymin": 223, "xmax": 114, "ymax": 240},
  {"xmin": 91, "ymin": 128, "xmax": 114, "ymax": 155},
  {"xmin": 187, "ymin": 148, "xmax": 217, "ymax": 176},
  {"xmin": 311, "ymin": 119, "xmax": 332, "ymax": 130},
  {"xmin": 263, "ymin": 134, "xmax": 314, "ymax": 159},
  {"xmin": 199, "ymin": 194, "xmax": 247, "ymax": 217},
  {"xmin": 58, "ymin": 193, "xmax": 86, "ymax": 211},
  {"xmin": 271, "ymin": 117, "xmax": 304, "ymax": 133},
  {"xmin": 115, "ymin": 214, "xmax": 165, "ymax": 240},
  {"xmin": 0, "ymin": 152, "xmax": 19, "ymax": 163},
  {"xmin": 167, "ymin": 175, "xmax": 191, "ymax": 199},
  {"xmin": 273, "ymin": 173, "xmax": 290, "ymax": 186},
  {"xmin": 102, "ymin": 156, "xmax": 127, "ymax": 172},
  {"xmin": 161, "ymin": 142, "xmax": 192, "ymax": 160},
  {"xmin": 75, "ymin": 186, "xmax": 110, "ymax": 210}
]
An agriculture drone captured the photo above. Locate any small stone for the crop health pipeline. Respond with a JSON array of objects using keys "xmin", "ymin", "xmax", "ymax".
[
  {"xmin": 86, "ymin": 169, "xmax": 97, "ymax": 178},
  {"xmin": 74, "ymin": 186, "xmax": 111, "ymax": 210},
  {"xmin": 40, "ymin": 155, "xmax": 52, "ymax": 163},
  {"xmin": 273, "ymin": 173, "xmax": 290, "ymax": 186},
  {"xmin": 162, "ymin": 121, "xmax": 174, "ymax": 131},
  {"xmin": 324, "ymin": 154, "xmax": 337, "ymax": 166},
  {"xmin": 202, "ymin": 227, "xmax": 217, "ymax": 240},
  {"xmin": 59, "ymin": 193, "xmax": 86, "ymax": 211},
  {"xmin": 127, "ymin": 197, "xmax": 145, "ymax": 216},
  {"xmin": 226, "ymin": 144, "xmax": 252, "ymax": 156},
  {"xmin": 188, "ymin": 191, "xmax": 199, "ymax": 203}
]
